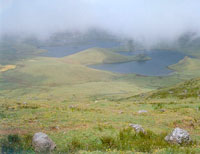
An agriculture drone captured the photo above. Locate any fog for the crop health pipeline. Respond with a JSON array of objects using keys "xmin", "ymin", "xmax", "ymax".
[{"xmin": 1, "ymin": 0, "xmax": 200, "ymax": 46}]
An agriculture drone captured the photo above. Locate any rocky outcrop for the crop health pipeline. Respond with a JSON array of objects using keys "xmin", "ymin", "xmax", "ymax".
[
  {"xmin": 32, "ymin": 132, "xmax": 56, "ymax": 153},
  {"xmin": 165, "ymin": 128, "xmax": 192, "ymax": 144}
]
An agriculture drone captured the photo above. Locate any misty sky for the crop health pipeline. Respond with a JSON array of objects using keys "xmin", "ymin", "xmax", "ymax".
[{"xmin": 0, "ymin": 0, "xmax": 200, "ymax": 45}]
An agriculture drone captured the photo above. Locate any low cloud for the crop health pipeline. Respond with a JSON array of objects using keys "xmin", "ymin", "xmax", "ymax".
[{"xmin": 1, "ymin": 0, "xmax": 200, "ymax": 46}]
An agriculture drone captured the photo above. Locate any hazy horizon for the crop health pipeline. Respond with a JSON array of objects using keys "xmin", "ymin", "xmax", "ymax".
[{"xmin": 1, "ymin": 0, "xmax": 200, "ymax": 46}]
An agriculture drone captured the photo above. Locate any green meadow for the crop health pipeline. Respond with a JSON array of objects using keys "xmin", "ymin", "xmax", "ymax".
[{"xmin": 0, "ymin": 41, "xmax": 200, "ymax": 153}]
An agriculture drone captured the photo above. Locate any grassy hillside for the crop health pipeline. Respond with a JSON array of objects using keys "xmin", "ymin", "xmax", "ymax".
[
  {"xmin": 1, "ymin": 41, "xmax": 200, "ymax": 153},
  {"xmin": 168, "ymin": 56, "xmax": 200, "ymax": 80},
  {"xmin": 0, "ymin": 54, "xmax": 151, "ymax": 101},
  {"xmin": 169, "ymin": 56, "xmax": 200, "ymax": 72},
  {"xmin": 61, "ymin": 48, "xmax": 150, "ymax": 65},
  {"xmin": 0, "ymin": 41, "xmax": 45, "ymax": 65},
  {"xmin": 147, "ymin": 77, "xmax": 200, "ymax": 99},
  {"xmin": 1, "ymin": 77, "xmax": 200, "ymax": 153},
  {"xmin": 1, "ymin": 45, "xmax": 200, "ymax": 101}
]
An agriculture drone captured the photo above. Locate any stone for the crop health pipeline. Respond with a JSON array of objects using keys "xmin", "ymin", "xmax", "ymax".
[
  {"xmin": 165, "ymin": 128, "xmax": 192, "ymax": 144},
  {"xmin": 140, "ymin": 94, "xmax": 145, "ymax": 98},
  {"xmin": 168, "ymin": 91, "xmax": 174, "ymax": 94},
  {"xmin": 129, "ymin": 124, "xmax": 145, "ymax": 133},
  {"xmin": 119, "ymin": 111, "xmax": 124, "ymax": 114},
  {"xmin": 138, "ymin": 110, "xmax": 148, "ymax": 114},
  {"xmin": 160, "ymin": 109, "xmax": 166, "ymax": 112},
  {"xmin": 69, "ymin": 105, "xmax": 76, "ymax": 109},
  {"xmin": 23, "ymin": 102, "xmax": 27, "ymax": 105},
  {"xmin": 32, "ymin": 132, "xmax": 56, "ymax": 153}
]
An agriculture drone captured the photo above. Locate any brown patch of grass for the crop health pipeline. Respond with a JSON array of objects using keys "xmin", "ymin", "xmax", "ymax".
[
  {"xmin": 0, "ymin": 129, "xmax": 29, "ymax": 135},
  {"xmin": 172, "ymin": 119, "xmax": 196, "ymax": 130},
  {"xmin": 0, "ymin": 65, "xmax": 16, "ymax": 72}
]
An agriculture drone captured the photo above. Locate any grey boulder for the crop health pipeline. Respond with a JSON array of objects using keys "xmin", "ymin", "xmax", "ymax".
[
  {"xmin": 129, "ymin": 124, "xmax": 145, "ymax": 133},
  {"xmin": 138, "ymin": 110, "xmax": 148, "ymax": 114},
  {"xmin": 32, "ymin": 132, "xmax": 56, "ymax": 153},
  {"xmin": 165, "ymin": 128, "xmax": 192, "ymax": 144}
]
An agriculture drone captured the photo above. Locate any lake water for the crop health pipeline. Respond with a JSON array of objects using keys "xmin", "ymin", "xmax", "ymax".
[
  {"xmin": 40, "ymin": 41, "xmax": 187, "ymax": 76},
  {"xmin": 89, "ymin": 50, "xmax": 186, "ymax": 76},
  {"xmin": 40, "ymin": 41, "xmax": 119, "ymax": 57}
]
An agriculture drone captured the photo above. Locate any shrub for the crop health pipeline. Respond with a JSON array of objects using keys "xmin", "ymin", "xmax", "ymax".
[
  {"xmin": 152, "ymin": 103, "xmax": 164, "ymax": 110},
  {"xmin": 100, "ymin": 135, "xmax": 116, "ymax": 149},
  {"xmin": 0, "ymin": 134, "xmax": 33, "ymax": 153},
  {"xmin": 66, "ymin": 137, "xmax": 82, "ymax": 153},
  {"xmin": 0, "ymin": 111, "xmax": 6, "ymax": 118},
  {"xmin": 116, "ymin": 128, "xmax": 170, "ymax": 152}
]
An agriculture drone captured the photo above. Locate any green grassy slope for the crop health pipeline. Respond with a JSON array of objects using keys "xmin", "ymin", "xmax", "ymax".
[
  {"xmin": 0, "ymin": 41, "xmax": 45, "ymax": 65},
  {"xmin": 1, "ymin": 77, "xmax": 200, "ymax": 153},
  {"xmin": 169, "ymin": 56, "xmax": 200, "ymax": 72},
  {"xmin": 147, "ymin": 77, "xmax": 200, "ymax": 99},
  {"xmin": 1, "ymin": 46, "xmax": 200, "ymax": 101},
  {"xmin": 0, "ymin": 54, "xmax": 151, "ymax": 101},
  {"xmin": 61, "ymin": 48, "xmax": 150, "ymax": 65},
  {"xmin": 169, "ymin": 56, "xmax": 200, "ymax": 80},
  {"xmin": 1, "ymin": 42, "xmax": 200, "ymax": 153}
]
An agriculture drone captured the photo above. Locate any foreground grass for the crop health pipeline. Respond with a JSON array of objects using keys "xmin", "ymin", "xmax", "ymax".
[
  {"xmin": 1, "ymin": 95, "xmax": 200, "ymax": 153},
  {"xmin": 1, "ymin": 128, "xmax": 198, "ymax": 153},
  {"xmin": 1, "ymin": 43, "xmax": 200, "ymax": 153}
]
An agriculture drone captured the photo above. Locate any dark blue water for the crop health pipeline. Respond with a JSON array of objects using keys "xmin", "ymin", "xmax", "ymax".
[
  {"xmin": 40, "ymin": 41, "xmax": 119, "ymax": 57},
  {"xmin": 89, "ymin": 50, "xmax": 186, "ymax": 76}
]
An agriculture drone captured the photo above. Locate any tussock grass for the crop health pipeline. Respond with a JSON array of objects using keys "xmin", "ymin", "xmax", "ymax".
[
  {"xmin": 0, "ymin": 134, "xmax": 33, "ymax": 154},
  {"xmin": 62, "ymin": 128, "xmax": 197, "ymax": 153}
]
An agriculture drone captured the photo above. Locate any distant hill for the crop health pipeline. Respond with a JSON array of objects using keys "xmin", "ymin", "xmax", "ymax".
[{"xmin": 61, "ymin": 48, "xmax": 150, "ymax": 65}]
